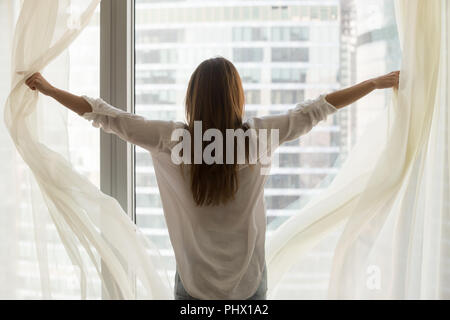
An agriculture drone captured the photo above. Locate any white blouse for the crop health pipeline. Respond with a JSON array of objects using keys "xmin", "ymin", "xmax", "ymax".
[{"xmin": 81, "ymin": 94, "xmax": 338, "ymax": 299}]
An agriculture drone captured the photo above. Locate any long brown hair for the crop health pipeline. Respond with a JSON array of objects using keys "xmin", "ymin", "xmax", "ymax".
[{"xmin": 184, "ymin": 57, "xmax": 246, "ymax": 206}]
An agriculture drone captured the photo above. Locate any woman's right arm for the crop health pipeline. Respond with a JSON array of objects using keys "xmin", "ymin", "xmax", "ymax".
[
  {"xmin": 25, "ymin": 72, "xmax": 177, "ymax": 154},
  {"xmin": 26, "ymin": 72, "xmax": 92, "ymax": 115}
]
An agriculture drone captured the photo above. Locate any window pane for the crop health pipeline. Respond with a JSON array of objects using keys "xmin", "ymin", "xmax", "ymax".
[
  {"xmin": 68, "ymin": 12, "xmax": 100, "ymax": 188},
  {"xmin": 272, "ymin": 48, "xmax": 309, "ymax": 62},
  {"xmin": 134, "ymin": 0, "xmax": 400, "ymax": 298}
]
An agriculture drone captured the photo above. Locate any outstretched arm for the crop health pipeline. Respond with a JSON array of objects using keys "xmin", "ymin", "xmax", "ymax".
[
  {"xmin": 24, "ymin": 72, "xmax": 178, "ymax": 154},
  {"xmin": 325, "ymin": 71, "xmax": 400, "ymax": 109},
  {"xmin": 250, "ymin": 70, "xmax": 401, "ymax": 149},
  {"xmin": 25, "ymin": 72, "xmax": 92, "ymax": 115}
]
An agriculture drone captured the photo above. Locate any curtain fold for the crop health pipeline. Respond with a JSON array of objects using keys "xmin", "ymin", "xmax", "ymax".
[
  {"xmin": 2, "ymin": 0, "xmax": 172, "ymax": 299},
  {"xmin": 267, "ymin": 0, "xmax": 450, "ymax": 299}
]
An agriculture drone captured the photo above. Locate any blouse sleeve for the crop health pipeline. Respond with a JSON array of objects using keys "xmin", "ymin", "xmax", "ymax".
[
  {"xmin": 80, "ymin": 96, "xmax": 178, "ymax": 154},
  {"xmin": 247, "ymin": 93, "xmax": 339, "ymax": 148}
]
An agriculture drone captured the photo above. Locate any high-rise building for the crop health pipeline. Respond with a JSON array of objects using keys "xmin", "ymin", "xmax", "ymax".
[{"xmin": 339, "ymin": 0, "xmax": 357, "ymax": 153}]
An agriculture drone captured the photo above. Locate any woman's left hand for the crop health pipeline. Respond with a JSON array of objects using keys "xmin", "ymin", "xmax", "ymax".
[{"xmin": 372, "ymin": 71, "xmax": 400, "ymax": 90}]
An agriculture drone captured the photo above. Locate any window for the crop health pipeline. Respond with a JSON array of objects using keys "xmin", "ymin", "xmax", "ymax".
[
  {"xmin": 233, "ymin": 27, "xmax": 268, "ymax": 42},
  {"xmin": 240, "ymin": 68, "xmax": 261, "ymax": 83},
  {"xmin": 136, "ymin": 90, "xmax": 177, "ymax": 105},
  {"xmin": 279, "ymin": 154, "xmax": 302, "ymax": 168},
  {"xmin": 272, "ymin": 68, "xmax": 307, "ymax": 83},
  {"xmin": 271, "ymin": 90, "xmax": 304, "ymax": 104},
  {"xmin": 67, "ymin": 11, "xmax": 100, "ymax": 187},
  {"xmin": 245, "ymin": 90, "xmax": 261, "ymax": 104},
  {"xmin": 136, "ymin": 49, "xmax": 178, "ymax": 64},
  {"xmin": 136, "ymin": 70, "xmax": 176, "ymax": 84},
  {"xmin": 272, "ymin": 47, "xmax": 309, "ymax": 62},
  {"xmin": 136, "ymin": 29, "xmax": 184, "ymax": 43},
  {"xmin": 271, "ymin": 27, "xmax": 309, "ymax": 42},
  {"xmin": 132, "ymin": 0, "xmax": 400, "ymax": 298},
  {"xmin": 233, "ymin": 48, "xmax": 264, "ymax": 62},
  {"xmin": 266, "ymin": 175, "xmax": 302, "ymax": 189}
]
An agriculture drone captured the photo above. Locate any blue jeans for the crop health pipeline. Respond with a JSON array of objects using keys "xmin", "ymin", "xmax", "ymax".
[{"xmin": 174, "ymin": 263, "xmax": 267, "ymax": 300}]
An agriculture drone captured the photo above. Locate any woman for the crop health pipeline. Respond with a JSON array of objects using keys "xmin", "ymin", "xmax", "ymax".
[{"xmin": 25, "ymin": 57, "xmax": 399, "ymax": 300}]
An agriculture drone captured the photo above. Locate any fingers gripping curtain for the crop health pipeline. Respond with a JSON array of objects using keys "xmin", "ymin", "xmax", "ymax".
[
  {"xmin": 3, "ymin": 0, "xmax": 172, "ymax": 299},
  {"xmin": 266, "ymin": 0, "xmax": 450, "ymax": 299}
]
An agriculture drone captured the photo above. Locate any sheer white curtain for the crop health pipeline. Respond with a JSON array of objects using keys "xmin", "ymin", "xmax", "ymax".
[
  {"xmin": 267, "ymin": 0, "xmax": 450, "ymax": 299},
  {"xmin": 1, "ymin": 0, "xmax": 171, "ymax": 299},
  {"xmin": 1, "ymin": 0, "xmax": 449, "ymax": 300}
]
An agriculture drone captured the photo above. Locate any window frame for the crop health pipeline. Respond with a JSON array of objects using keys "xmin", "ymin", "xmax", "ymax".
[
  {"xmin": 99, "ymin": 0, "xmax": 136, "ymax": 299},
  {"xmin": 99, "ymin": 0, "xmax": 135, "ymax": 223}
]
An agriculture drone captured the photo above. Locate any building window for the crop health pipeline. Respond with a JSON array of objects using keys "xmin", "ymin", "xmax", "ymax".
[
  {"xmin": 232, "ymin": 27, "xmax": 268, "ymax": 42},
  {"xmin": 245, "ymin": 90, "xmax": 261, "ymax": 104},
  {"xmin": 240, "ymin": 68, "xmax": 261, "ymax": 83},
  {"xmin": 272, "ymin": 47, "xmax": 309, "ymax": 62},
  {"xmin": 271, "ymin": 27, "xmax": 309, "ymax": 42},
  {"xmin": 136, "ymin": 70, "xmax": 176, "ymax": 84},
  {"xmin": 271, "ymin": 90, "xmax": 304, "ymax": 104},
  {"xmin": 136, "ymin": 29, "xmax": 184, "ymax": 43},
  {"xmin": 136, "ymin": 49, "xmax": 178, "ymax": 64},
  {"xmin": 272, "ymin": 68, "xmax": 307, "ymax": 83},
  {"xmin": 233, "ymin": 48, "xmax": 264, "ymax": 62},
  {"xmin": 136, "ymin": 90, "xmax": 177, "ymax": 105}
]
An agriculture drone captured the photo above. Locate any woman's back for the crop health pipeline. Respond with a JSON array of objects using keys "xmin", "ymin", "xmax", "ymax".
[{"xmin": 152, "ymin": 148, "xmax": 268, "ymax": 299}]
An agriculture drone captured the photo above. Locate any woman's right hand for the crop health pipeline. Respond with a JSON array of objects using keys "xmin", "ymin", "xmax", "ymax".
[{"xmin": 25, "ymin": 72, "xmax": 55, "ymax": 96}]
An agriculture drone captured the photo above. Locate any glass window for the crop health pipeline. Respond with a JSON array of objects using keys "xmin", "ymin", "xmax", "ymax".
[
  {"xmin": 271, "ymin": 90, "xmax": 304, "ymax": 104},
  {"xmin": 271, "ymin": 27, "xmax": 309, "ymax": 41},
  {"xmin": 240, "ymin": 68, "xmax": 261, "ymax": 83},
  {"xmin": 136, "ymin": 90, "xmax": 176, "ymax": 105},
  {"xmin": 136, "ymin": 70, "xmax": 176, "ymax": 84},
  {"xmin": 272, "ymin": 47, "xmax": 309, "ymax": 62},
  {"xmin": 134, "ymin": 0, "xmax": 400, "ymax": 298},
  {"xmin": 279, "ymin": 154, "xmax": 301, "ymax": 168},
  {"xmin": 233, "ymin": 27, "xmax": 268, "ymax": 42},
  {"xmin": 136, "ymin": 49, "xmax": 178, "ymax": 64},
  {"xmin": 266, "ymin": 196, "xmax": 300, "ymax": 210},
  {"xmin": 136, "ymin": 29, "xmax": 184, "ymax": 43},
  {"xmin": 233, "ymin": 48, "xmax": 264, "ymax": 62},
  {"xmin": 266, "ymin": 175, "xmax": 302, "ymax": 189},
  {"xmin": 245, "ymin": 90, "xmax": 261, "ymax": 104},
  {"xmin": 272, "ymin": 68, "xmax": 307, "ymax": 83},
  {"xmin": 68, "ymin": 10, "xmax": 100, "ymax": 187}
]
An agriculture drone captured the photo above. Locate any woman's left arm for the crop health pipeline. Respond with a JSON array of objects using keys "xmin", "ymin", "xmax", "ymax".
[{"xmin": 325, "ymin": 71, "xmax": 400, "ymax": 109}]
